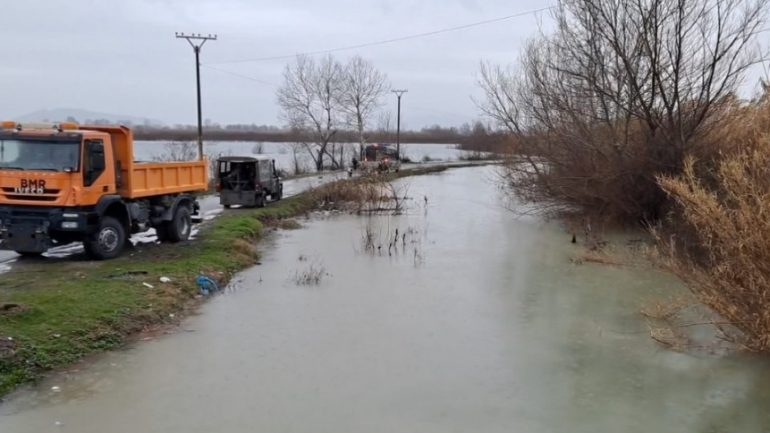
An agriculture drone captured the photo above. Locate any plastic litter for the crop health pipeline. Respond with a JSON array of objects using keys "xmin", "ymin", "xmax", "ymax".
[
  {"xmin": 51, "ymin": 386, "xmax": 61, "ymax": 392},
  {"xmin": 159, "ymin": 276, "xmax": 171, "ymax": 283},
  {"xmin": 196, "ymin": 275, "xmax": 219, "ymax": 296},
  {"xmin": 142, "ymin": 282, "xmax": 154, "ymax": 289}
]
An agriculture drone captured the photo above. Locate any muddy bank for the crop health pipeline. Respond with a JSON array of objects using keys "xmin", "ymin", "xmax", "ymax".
[{"xmin": 2, "ymin": 166, "xmax": 770, "ymax": 432}]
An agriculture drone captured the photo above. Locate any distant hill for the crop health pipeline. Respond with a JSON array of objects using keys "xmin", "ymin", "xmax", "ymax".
[{"xmin": 15, "ymin": 108, "xmax": 164, "ymax": 127}]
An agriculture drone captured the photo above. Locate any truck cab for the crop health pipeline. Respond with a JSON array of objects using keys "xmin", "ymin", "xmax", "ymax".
[{"xmin": 0, "ymin": 122, "xmax": 208, "ymax": 259}]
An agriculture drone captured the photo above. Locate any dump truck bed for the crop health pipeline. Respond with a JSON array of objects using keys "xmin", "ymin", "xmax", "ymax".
[
  {"xmin": 81, "ymin": 125, "xmax": 208, "ymax": 198},
  {"xmin": 123, "ymin": 160, "xmax": 208, "ymax": 199}
]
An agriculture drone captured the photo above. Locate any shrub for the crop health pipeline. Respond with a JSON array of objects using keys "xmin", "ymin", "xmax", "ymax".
[{"xmin": 657, "ymin": 98, "xmax": 770, "ymax": 351}]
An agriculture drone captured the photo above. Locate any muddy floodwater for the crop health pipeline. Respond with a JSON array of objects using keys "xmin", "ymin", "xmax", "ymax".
[{"xmin": 2, "ymin": 166, "xmax": 770, "ymax": 432}]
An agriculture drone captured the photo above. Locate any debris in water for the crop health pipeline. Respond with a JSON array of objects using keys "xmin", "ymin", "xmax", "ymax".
[
  {"xmin": 51, "ymin": 385, "xmax": 61, "ymax": 392},
  {"xmin": 196, "ymin": 275, "xmax": 219, "ymax": 296},
  {"xmin": 54, "ymin": 421, "xmax": 63, "ymax": 427}
]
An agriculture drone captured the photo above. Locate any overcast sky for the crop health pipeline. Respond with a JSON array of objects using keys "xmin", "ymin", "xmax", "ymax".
[
  {"xmin": 0, "ymin": 0, "xmax": 557, "ymax": 129},
  {"xmin": 3, "ymin": 1, "xmax": 768, "ymax": 129}
]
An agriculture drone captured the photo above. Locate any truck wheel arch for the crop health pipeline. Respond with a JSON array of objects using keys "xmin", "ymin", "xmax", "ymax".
[
  {"xmin": 162, "ymin": 195, "xmax": 195, "ymax": 222},
  {"xmin": 95, "ymin": 196, "xmax": 130, "ymax": 232}
]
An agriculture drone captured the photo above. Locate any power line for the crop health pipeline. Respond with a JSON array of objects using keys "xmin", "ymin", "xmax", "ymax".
[
  {"xmin": 208, "ymin": 6, "xmax": 555, "ymax": 65},
  {"xmin": 201, "ymin": 64, "xmax": 277, "ymax": 87},
  {"xmin": 201, "ymin": 17, "xmax": 768, "ymax": 95}
]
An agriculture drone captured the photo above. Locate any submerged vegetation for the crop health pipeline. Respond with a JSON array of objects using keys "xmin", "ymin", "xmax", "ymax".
[{"xmin": 311, "ymin": 175, "xmax": 409, "ymax": 214}]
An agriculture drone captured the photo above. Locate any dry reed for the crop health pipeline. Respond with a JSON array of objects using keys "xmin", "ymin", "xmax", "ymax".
[{"xmin": 657, "ymin": 97, "xmax": 770, "ymax": 351}]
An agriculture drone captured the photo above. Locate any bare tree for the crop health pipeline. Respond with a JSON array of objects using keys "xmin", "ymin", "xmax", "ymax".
[
  {"xmin": 277, "ymin": 55, "xmax": 344, "ymax": 171},
  {"xmin": 480, "ymin": 0, "xmax": 768, "ymax": 220},
  {"xmin": 375, "ymin": 111, "xmax": 393, "ymax": 141},
  {"xmin": 151, "ymin": 141, "xmax": 198, "ymax": 162},
  {"xmin": 476, "ymin": 62, "xmax": 525, "ymax": 135},
  {"xmin": 339, "ymin": 56, "xmax": 390, "ymax": 158},
  {"xmin": 290, "ymin": 142, "xmax": 309, "ymax": 175}
]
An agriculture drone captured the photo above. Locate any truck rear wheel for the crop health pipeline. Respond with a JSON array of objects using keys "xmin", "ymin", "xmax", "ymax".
[
  {"xmin": 165, "ymin": 205, "xmax": 192, "ymax": 242},
  {"xmin": 84, "ymin": 216, "xmax": 126, "ymax": 260}
]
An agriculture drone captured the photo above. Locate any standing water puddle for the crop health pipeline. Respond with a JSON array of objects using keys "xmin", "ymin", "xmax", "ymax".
[{"xmin": 1, "ymin": 166, "xmax": 770, "ymax": 432}]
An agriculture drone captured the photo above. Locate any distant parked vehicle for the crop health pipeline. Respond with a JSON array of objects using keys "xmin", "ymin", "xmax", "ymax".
[
  {"xmin": 216, "ymin": 156, "xmax": 283, "ymax": 208},
  {"xmin": 362, "ymin": 143, "xmax": 400, "ymax": 172}
]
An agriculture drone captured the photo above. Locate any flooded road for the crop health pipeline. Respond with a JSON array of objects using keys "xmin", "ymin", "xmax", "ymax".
[{"xmin": 2, "ymin": 166, "xmax": 770, "ymax": 432}]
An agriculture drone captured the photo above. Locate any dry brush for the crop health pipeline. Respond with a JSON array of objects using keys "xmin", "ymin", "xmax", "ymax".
[{"xmin": 657, "ymin": 99, "xmax": 770, "ymax": 351}]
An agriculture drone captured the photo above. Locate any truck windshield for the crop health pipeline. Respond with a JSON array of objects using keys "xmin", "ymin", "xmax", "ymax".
[{"xmin": 0, "ymin": 139, "xmax": 80, "ymax": 172}]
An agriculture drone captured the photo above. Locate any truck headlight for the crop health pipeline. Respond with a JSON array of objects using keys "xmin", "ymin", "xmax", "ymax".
[{"xmin": 61, "ymin": 221, "xmax": 78, "ymax": 229}]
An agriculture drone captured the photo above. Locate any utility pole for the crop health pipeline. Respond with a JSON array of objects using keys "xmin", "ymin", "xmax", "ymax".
[
  {"xmin": 175, "ymin": 32, "xmax": 217, "ymax": 160},
  {"xmin": 391, "ymin": 89, "xmax": 408, "ymax": 160}
]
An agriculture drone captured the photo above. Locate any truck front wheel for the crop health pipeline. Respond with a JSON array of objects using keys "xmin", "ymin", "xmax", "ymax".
[
  {"xmin": 165, "ymin": 205, "xmax": 192, "ymax": 242},
  {"xmin": 84, "ymin": 216, "xmax": 126, "ymax": 260}
]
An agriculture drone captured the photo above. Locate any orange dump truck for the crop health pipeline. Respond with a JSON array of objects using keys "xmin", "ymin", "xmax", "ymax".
[{"xmin": 0, "ymin": 122, "xmax": 208, "ymax": 259}]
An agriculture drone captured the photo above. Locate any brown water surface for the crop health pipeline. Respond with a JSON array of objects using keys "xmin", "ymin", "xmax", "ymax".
[{"xmin": 2, "ymin": 166, "xmax": 769, "ymax": 432}]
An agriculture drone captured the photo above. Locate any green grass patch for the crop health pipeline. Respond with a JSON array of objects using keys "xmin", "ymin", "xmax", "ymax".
[
  {"xmin": 0, "ymin": 196, "xmax": 315, "ymax": 397},
  {"xmin": 0, "ymin": 162, "xmax": 477, "ymax": 397}
]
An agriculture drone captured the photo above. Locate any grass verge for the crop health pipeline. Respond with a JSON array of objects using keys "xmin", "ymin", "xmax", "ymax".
[
  {"xmin": 0, "ymin": 194, "xmax": 313, "ymax": 398},
  {"xmin": 0, "ymin": 162, "xmax": 467, "ymax": 397}
]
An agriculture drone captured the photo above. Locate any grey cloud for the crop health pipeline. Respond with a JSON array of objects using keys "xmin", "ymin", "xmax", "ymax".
[{"xmin": 1, "ymin": 0, "xmax": 550, "ymax": 128}]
